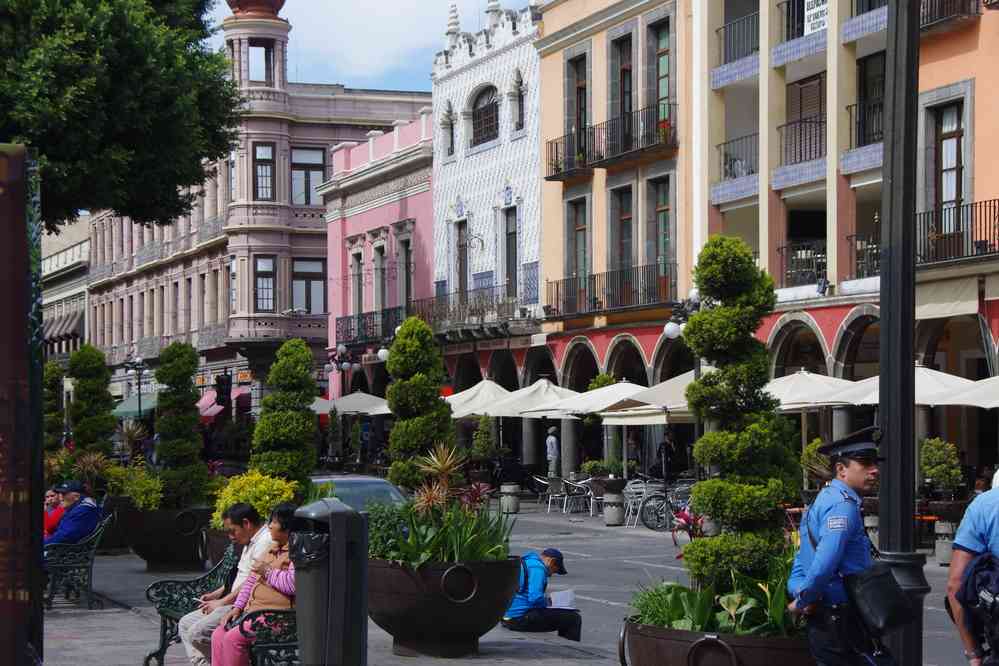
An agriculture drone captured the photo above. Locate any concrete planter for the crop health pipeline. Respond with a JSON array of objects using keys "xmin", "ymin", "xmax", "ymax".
[
  {"xmin": 499, "ymin": 483, "xmax": 521, "ymax": 514},
  {"xmin": 935, "ymin": 521, "xmax": 955, "ymax": 566},
  {"xmin": 123, "ymin": 507, "xmax": 211, "ymax": 571},
  {"xmin": 604, "ymin": 492, "xmax": 625, "ymax": 526}
]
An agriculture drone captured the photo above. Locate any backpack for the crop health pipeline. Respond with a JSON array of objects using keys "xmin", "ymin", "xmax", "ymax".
[{"xmin": 957, "ymin": 552, "xmax": 999, "ymax": 661}]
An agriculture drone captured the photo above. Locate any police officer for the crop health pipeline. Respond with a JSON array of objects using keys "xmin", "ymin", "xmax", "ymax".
[{"xmin": 788, "ymin": 426, "xmax": 884, "ymax": 665}]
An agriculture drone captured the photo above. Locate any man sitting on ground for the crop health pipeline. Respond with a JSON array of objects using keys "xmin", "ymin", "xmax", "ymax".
[
  {"xmin": 177, "ymin": 503, "xmax": 273, "ymax": 666},
  {"xmin": 502, "ymin": 548, "xmax": 581, "ymax": 642},
  {"xmin": 45, "ymin": 480, "xmax": 100, "ymax": 546}
]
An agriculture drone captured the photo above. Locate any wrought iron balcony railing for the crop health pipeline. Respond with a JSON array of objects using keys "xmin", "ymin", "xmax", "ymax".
[
  {"xmin": 197, "ymin": 323, "xmax": 229, "ymax": 351},
  {"xmin": 853, "ymin": 0, "xmax": 888, "ymax": 16},
  {"xmin": 717, "ymin": 12, "xmax": 760, "ymax": 65},
  {"xmin": 916, "ymin": 199, "xmax": 999, "ymax": 264},
  {"xmin": 847, "ymin": 233, "xmax": 882, "ymax": 280},
  {"xmin": 88, "ymin": 263, "xmax": 114, "ymax": 284},
  {"xmin": 777, "ymin": 240, "xmax": 827, "ymax": 288},
  {"xmin": 545, "ymin": 128, "xmax": 596, "ymax": 180},
  {"xmin": 135, "ymin": 241, "xmax": 163, "ymax": 268},
  {"xmin": 335, "ymin": 305, "xmax": 405, "ymax": 346},
  {"xmin": 197, "ymin": 216, "xmax": 225, "ymax": 245},
  {"xmin": 545, "ymin": 262, "xmax": 678, "ymax": 318},
  {"xmin": 848, "ymin": 100, "xmax": 884, "ymax": 148},
  {"xmin": 589, "ymin": 103, "xmax": 678, "ymax": 168},
  {"xmin": 777, "ymin": 0, "xmax": 806, "ymax": 42},
  {"xmin": 921, "ymin": 0, "xmax": 980, "ymax": 29},
  {"xmin": 408, "ymin": 285, "xmax": 522, "ymax": 333},
  {"xmin": 136, "ymin": 336, "xmax": 163, "ymax": 360},
  {"xmin": 778, "ymin": 116, "xmax": 826, "ymax": 166},
  {"xmin": 717, "ymin": 133, "xmax": 759, "ymax": 180}
]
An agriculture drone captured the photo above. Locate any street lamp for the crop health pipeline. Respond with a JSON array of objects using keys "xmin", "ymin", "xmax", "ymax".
[
  {"xmin": 376, "ymin": 347, "xmax": 390, "ymax": 362},
  {"xmin": 123, "ymin": 355, "xmax": 148, "ymax": 421},
  {"xmin": 664, "ymin": 292, "xmax": 703, "ymax": 478}
]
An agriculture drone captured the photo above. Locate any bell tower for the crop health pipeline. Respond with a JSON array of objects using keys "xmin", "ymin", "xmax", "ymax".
[{"xmin": 223, "ymin": 0, "xmax": 290, "ymax": 91}]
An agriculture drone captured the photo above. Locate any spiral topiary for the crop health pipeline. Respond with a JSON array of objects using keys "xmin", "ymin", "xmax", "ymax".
[
  {"xmin": 44, "ymin": 361, "xmax": 65, "ymax": 452},
  {"xmin": 67, "ymin": 344, "xmax": 116, "ymax": 454},
  {"xmin": 154, "ymin": 342, "xmax": 209, "ymax": 508}
]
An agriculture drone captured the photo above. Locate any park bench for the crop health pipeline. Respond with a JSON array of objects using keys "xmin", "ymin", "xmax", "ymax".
[
  {"xmin": 239, "ymin": 608, "xmax": 299, "ymax": 666},
  {"xmin": 44, "ymin": 514, "xmax": 114, "ymax": 610}
]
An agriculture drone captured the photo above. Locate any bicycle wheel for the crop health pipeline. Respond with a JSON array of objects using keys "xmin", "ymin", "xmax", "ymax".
[{"xmin": 639, "ymin": 493, "xmax": 672, "ymax": 531}]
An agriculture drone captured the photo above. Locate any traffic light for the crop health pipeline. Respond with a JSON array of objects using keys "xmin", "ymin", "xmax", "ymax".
[{"xmin": 214, "ymin": 373, "xmax": 232, "ymax": 408}]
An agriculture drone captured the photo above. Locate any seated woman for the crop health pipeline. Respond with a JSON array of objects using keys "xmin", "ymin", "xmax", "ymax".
[
  {"xmin": 211, "ymin": 502, "xmax": 297, "ymax": 666},
  {"xmin": 43, "ymin": 487, "xmax": 65, "ymax": 539}
]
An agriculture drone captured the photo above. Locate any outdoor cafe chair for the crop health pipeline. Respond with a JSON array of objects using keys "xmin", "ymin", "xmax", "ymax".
[
  {"xmin": 562, "ymin": 479, "xmax": 590, "ymax": 514},
  {"xmin": 584, "ymin": 478, "xmax": 605, "ymax": 517},
  {"xmin": 623, "ymin": 480, "xmax": 647, "ymax": 528},
  {"xmin": 546, "ymin": 478, "xmax": 567, "ymax": 514},
  {"xmin": 531, "ymin": 475, "xmax": 550, "ymax": 505}
]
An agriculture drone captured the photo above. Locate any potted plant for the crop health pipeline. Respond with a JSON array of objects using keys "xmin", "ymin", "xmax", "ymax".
[
  {"xmin": 102, "ymin": 455, "xmax": 163, "ymax": 552},
  {"xmin": 800, "ymin": 437, "xmax": 830, "ymax": 506},
  {"xmin": 207, "ymin": 469, "xmax": 297, "ymax": 565},
  {"xmin": 921, "ymin": 437, "xmax": 969, "ymax": 523},
  {"xmin": 621, "ymin": 237, "xmax": 806, "ymax": 664},
  {"xmin": 367, "ymin": 443, "xmax": 519, "ymax": 657}
]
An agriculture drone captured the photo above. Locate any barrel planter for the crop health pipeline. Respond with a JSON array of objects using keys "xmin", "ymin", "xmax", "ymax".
[
  {"xmin": 368, "ymin": 557, "xmax": 520, "ymax": 658},
  {"xmin": 124, "ymin": 507, "xmax": 212, "ymax": 571},
  {"xmin": 620, "ymin": 618, "xmax": 812, "ymax": 666},
  {"xmin": 97, "ymin": 496, "xmax": 137, "ymax": 553}
]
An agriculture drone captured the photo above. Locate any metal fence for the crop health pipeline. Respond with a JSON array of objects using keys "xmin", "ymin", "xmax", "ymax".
[
  {"xmin": 777, "ymin": 240, "xmax": 827, "ymax": 288},
  {"xmin": 777, "ymin": 0, "xmax": 806, "ymax": 42},
  {"xmin": 718, "ymin": 133, "xmax": 759, "ymax": 180},
  {"xmin": 854, "ymin": 0, "xmax": 888, "ymax": 16},
  {"xmin": 545, "ymin": 128, "xmax": 596, "ymax": 178},
  {"xmin": 717, "ymin": 12, "xmax": 759, "ymax": 65},
  {"xmin": 591, "ymin": 103, "xmax": 678, "ymax": 165},
  {"xmin": 847, "ymin": 233, "xmax": 882, "ymax": 280},
  {"xmin": 921, "ymin": 0, "xmax": 981, "ymax": 27},
  {"xmin": 778, "ymin": 116, "xmax": 826, "ymax": 166},
  {"xmin": 848, "ymin": 100, "xmax": 884, "ymax": 148},
  {"xmin": 545, "ymin": 262, "xmax": 677, "ymax": 317},
  {"xmin": 915, "ymin": 199, "xmax": 999, "ymax": 264}
]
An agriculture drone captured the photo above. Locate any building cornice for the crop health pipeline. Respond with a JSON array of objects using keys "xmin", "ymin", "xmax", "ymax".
[
  {"xmin": 317, "ymin": 142, "xmax": 432, "ymax": 198},
  {"xmin": 326, "ymin": 180, "xmax": 431, "ymax": 222},
  {"xmin": 433, "ymin": 30, "xmax": 539, "ymax": 84},
  {"xmin": 535, "ymin": 0, "xmax": 662, "ymax": 56}
]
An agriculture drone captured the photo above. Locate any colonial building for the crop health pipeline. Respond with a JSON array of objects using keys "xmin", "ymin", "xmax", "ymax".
[
  {"xmin": 320, "ymin": 111, "xmax": 435, "ymax": 400},
  {"xmin": 85, "ymin": 0, "xmax": 430, "ymax": 411},
  {"xmin": 42, "ymin": 218, "xmax": 90, "ymax": 366}
]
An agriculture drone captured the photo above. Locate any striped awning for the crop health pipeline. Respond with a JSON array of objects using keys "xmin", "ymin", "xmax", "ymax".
[{"xmin": 57, "ymin": 310, "xmax": 84, "ymax": 340}]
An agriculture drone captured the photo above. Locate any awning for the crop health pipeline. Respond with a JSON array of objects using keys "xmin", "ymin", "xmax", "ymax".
[
  {"xmin": 113, "ymin": 392, "xmax": 158, "ymax": 418},
  {"xmin": 43, "ymin": 314, "xmax": 66, "ymax": 343},
  {"xmin": 58, "ymin": 310, "xmax": 84, "ymax": 340},
  {"xmin": 446, "ymin": 380, "xmax": 511, "ymax": 419},
  {"xmin": 198, "ymin": 387, "xmax": 251, "ymax": 421},
  {"xmin": 916, "ymin": 276, "xmax": 978, "ymax": 320}
]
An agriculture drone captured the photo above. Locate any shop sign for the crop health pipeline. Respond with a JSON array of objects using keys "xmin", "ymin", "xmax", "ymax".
[
  {"xmin": 804, "ymin": 0, "xmax": 828, "ymax": 37},
  {"xmin": 236, "ymin": 370, "xmax": 252, "ymax": 384}
]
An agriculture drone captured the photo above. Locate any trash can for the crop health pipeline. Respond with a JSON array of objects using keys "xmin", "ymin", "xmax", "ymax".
[
  {"xmin": 500, "ymin": 483, "xmax": 520, "ymax": 514},
  {"xmin": 292, "ymin": 499, "xmax": 368, "ymax": 666},
  {"xmin": 604, "ymin": 492, "xmax": 625, "ymax": 526}
]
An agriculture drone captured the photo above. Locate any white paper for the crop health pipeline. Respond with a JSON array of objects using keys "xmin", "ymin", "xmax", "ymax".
[{"xmin": 549, "ymin": 589, "xmax": 576, "ymax": 610}]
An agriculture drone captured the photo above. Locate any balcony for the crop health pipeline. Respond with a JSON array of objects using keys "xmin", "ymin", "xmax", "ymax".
[
  {"xmin": 847, "ymin": 233, "xmax": 882, "ymax": 280},
  {"xmin": 916, "ymin": 199, "xmax": 999, "ymax": 264},
  {"xmin": 335, "ymin": 306, "xmax": 405, "ymax": 346},
  {"xmin": 135, "ymin": 241, "xmax": 164, "ymax": 268},
  {"xmin": 589, "ymin": 103, "xmax": 678, "ymax": 169},
  {"xmin": 777, "ymin": 240, "xmax": 827, "ymax": 288},
  {"xmin": 544, "ymin": 129, "xmax": 595, "ymax": 181},
  {"xmin": 197, "ymin": 216, "xmax": 225, "ymax": 245},
  {"xmin": 777, "ymin": 0, "xmax": 807, "ymax": 42},
  {"xmin": 921, "ymin": 0, "xmax": 980, "ymax": 31},
  {"xmin": 718, "ymin": 134, "xmax": 759, "ymax": 181},
  {"xmin": 544, "ymin": 262, "xmax": 677, "ymax": 319},
  {"xmin": 136, "ymin": 336, "xmax": 163, "ymax": 360},
  {"xmin": 717, "ymin": 12, "xmax": 759, "ymax": 65},
  {"xmin": 778, "ymin": 116, "xmax": 826, "ymax": 166},
  {"xmin": 848, "ymin": 100, "xmax": 884, "ymax": 149},
  {"xmin": 408, "ymin": 284, "xmax": 531, "ymax": 339},
  {"xmin": 88, "ymin": 263, "xmax": 114, "ymax": 284},
  {"xmin": 853, "ymin": 0, "xmax": 887, "ymax": 15}
]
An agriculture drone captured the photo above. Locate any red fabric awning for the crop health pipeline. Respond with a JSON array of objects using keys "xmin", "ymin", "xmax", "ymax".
[{"xmin": 197, "ymin": 390, "xmax": 218, "ymax": 413}]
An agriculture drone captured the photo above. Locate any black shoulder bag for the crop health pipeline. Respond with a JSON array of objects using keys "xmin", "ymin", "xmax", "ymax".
[{"xmin": 805, "ymin": 500, "xmax": 915, "ymax": 637}]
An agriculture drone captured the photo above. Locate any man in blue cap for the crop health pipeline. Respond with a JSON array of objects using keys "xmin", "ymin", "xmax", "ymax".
[
  {"xmin": 502, "ymin": 548, "xmax": 581, "ymax": 641},
  {"xmin": 788, "ymin": 426, "xmax": 884, "ymax": 665},
  {"xmin": 46, "ymin": 480, "xmax": 101, "ymax": 546}
]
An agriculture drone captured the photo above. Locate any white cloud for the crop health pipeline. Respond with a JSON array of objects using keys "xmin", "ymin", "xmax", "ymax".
[{"xmin": 210, "ymin": 0, "xmax": 493, "ymax": 87}]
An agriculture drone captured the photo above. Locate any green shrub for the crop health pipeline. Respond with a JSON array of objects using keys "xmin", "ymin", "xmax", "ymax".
[
  {"xmin": 471, "ymin": 414, "xmax": 498, "ymax": 460},
  {"xmin": 580, "ymin": 460, "xmax": 610, "ymax": 477},
  {"xmin": 920, "ymin": 437, "xmax": 963, "ymax": 494},
  {"xmin": 689, "ymin": 479, "xmax": 785, "ymax": 529},
  {"xmin": 154, "ymin": 342, "xmax": 209, "ymax": 508},
  {"xmin": 211, "ymin": 470, "xmax": 298, "ymax": 529},
  {"xmin": 44, "ymin": 361, "xmax": 65, "ymax": 452},
  {"xmin": 367, "ymin": 502, "xmax": 409, "ymax": 559},
  {"xmin": 802, "ymin": 437, "xmax": 831, "ymax": 485},
  {"xmin": 682, "ymin": 531, "xmax": 785, "ymax": 593},
  {"xmin": 371, "ymin": 501, "xmax": 512, "ymax": 566},
  {"xmin": 387, "ymin": 459, "xmax": 425, "ymax": 490},
  {"xmin": 67, "ymin": 345, "xmax": 116, "ymax": 454},
  {"xmin": 587, "ymin": 373, "xmax": 616, "ymax": 391},
  {"xmin": 105, "ymin": 457, "xmax": 163, "ymax": 511}
]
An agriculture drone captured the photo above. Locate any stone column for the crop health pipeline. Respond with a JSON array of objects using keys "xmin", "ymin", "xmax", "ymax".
[
  {"xmin": 217, "ymin": 265, "xmax": 227, "ymax": 322},
  {"xmin": 110, "ymin": 298, "xmax": 119, "ymax": 346},
  {"xmin": 145, "ymin": 289, "xmax": 154, "ymax": 338},
  {"xmin": 153, "ymin": 285, "xmax": 163, "ymax": 336},
  {"xmin": 192, "ymin": 187, "xmax": 204, "ymax": 230},
  {"xmin": 560, "ymin": 420, "xmax": 578, "ymax": 478},
  {"xmin": 123, "ymin": 220, "xmax": 131, "ymax": 258},
  {"xmin": 110, "ymin": 219, "xmax": 119, "ymax": 263},
  {"xmin": 832, "ymin": 407, "xmax": 852, "ymax": 441},
  {"xmin": 132, "ymin": 294, "xmax": 140, "ymax": 342},
  {"xmin": 205, "ymin": 178, "xmax": 218, "ymax": 222},
  {"xmin": 207, "ymin": 270, "xmax": 218, "ymax": 326},
  {"xmin": 521, "ymin": 418, "xmax": 539, "ymax": 467},
  {"xmin": 164, "ymin": 282, "xmax": 174, "ymax": 336}
]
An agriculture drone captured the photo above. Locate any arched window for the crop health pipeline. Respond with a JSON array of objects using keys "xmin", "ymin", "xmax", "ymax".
[
  {"xmin": 442, "ymin": 103, "xmax": 455, "ymax": 156},
  {"xmin": 471, "ymin": 86, "xmax": 499, "ymax": 146}
]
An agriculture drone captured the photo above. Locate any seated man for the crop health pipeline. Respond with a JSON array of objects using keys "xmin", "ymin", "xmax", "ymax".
[
  {"xmin": 501, "ymin": 548, "xmax": 581, "ymax": 642},
  {"xmin": 178, "ymin": 503, "xmax": 273, "ymax": 666},
  {"xmin": 45, "ymin": 480, "xmax": 100, "ymax": 546},
  {"xmin": 212, "ymin": 503, "xmax": 297, "ymax": 666}
]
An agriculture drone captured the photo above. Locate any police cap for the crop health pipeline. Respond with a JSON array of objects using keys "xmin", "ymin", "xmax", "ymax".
[{"xmin": 817, "ymin": 425, "xmax": 884, "ymax": 462}]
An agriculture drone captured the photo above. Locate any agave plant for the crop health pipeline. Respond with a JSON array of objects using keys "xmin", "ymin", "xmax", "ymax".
[
  {"xmin": 413, "ymin": 480, "xmax": 451, "ymax": 515},
  {"xmin": 117, "ymin": 420, "xmax": 149, "ymax": 459},
  {"xmin": 416, "ymin": 442, "xmax": 466, "ymax": 489},
  {"xmin": 72, "ymin": 451, "xmax": 111, "ymax": 493},
  {"xmin": 459, "ymin": 482, "xmax": 493, "ymax": 511}
]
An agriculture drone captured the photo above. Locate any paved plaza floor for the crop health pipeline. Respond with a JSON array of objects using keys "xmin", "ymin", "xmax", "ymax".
[{"xmin": 43, "ymin": 502, "xmax": 964, "ymax": 665}]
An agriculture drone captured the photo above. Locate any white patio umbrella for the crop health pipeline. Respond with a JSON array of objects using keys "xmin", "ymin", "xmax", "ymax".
[
  {"xmin": 521, "ymin": 381, "xmax": 644, "ymax": 418},
  {"xmin": 763, "ymin": 370, "xmax": 854, "ymax": 412},
  {"xmin": 924, "ymin": 375, "xmax": 999, "ymax": 410},
  {"xmin": 446, "ymin": 379, "xmax": 511, "ymax": 419},
  {"xmin": 481, "ymin": 379, "xmax": 578, "ymax": 418},
  {"xmin": 827, "ymin": 363, "xmax": 974, "ymax": 406},
  {"xmin": 311, "ymin": 391, "xmax": 392, "ymax": 416}
]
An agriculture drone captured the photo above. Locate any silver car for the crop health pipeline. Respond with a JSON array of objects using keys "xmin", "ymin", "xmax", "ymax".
[{"xmin": 308, "ymin": 475, "xmax": 407, "ymax": 513}]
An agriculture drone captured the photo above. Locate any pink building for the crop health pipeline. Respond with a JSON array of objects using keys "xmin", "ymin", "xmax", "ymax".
[{"xmin": 319, "ymin": 111, "xmax": 434, "ymax": 398}]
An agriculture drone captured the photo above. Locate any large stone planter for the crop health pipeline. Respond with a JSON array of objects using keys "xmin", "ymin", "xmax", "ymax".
[
  {"xmin": 499, "ymin": 483, "xmax": 520, "ymax": 514},
  {"xmin": 205, "ymin": 528, "xmax": 235, "ymax": 567},
  {"xmin": 124, "ymin": 507, "xmax": 212, "ymax": 571},
  {"xmin": 97, "ymin": 496, "xmax": 137, "ymax": 553},
  {"xmin": 604, "ymin": 492, "xmax": 625, "ymax": 526},
  {"xmin": 368, "ymin": 557, "xmax": 520, "ymax": 657},
  {"xmin": 620, "ymin": 618, "xmax": 812, "ymax": 666},
  {"xmin": 935, "ymin": 520, "xmax": 956, "ymax": 566}
]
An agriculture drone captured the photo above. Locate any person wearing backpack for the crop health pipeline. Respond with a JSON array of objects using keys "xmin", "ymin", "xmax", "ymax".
[{"xmin": 501, "ymin": 548, "xmax": 581, "ymax": 641}]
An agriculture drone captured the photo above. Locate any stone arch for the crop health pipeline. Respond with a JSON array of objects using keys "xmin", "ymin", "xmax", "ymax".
[
  {"xmin": 561, "ymin": 337, "xmax": 601, "ymax": 392},
  {"xmin": 523, "ymin": 345, "xmax": 558, "ymax": 387},
  {"xmin": 651, "ymin": 335, "xmax": 696, "ymax": 383},
  {"xmin": 914, "ymin": 317, "xmax": 950, "ymax": 367},
  {"xmin": 830, "ymin": 304, "xmax": 881, "ymax": 379},
  {"xmin": 453, "ymin": 352, "xmax": 482, "ymax": 392},
  {"xmin": 768, "ymin": 312, "xmax": 832, "ymax": 377},
  {"xmin": 488, "ymin": 350, "xmax": 520, "ymax": 392},
  {"xmin": 464, "ymin": 82, "xmax": 499, "ymax": 114},
  {"xmin": 605, "ymin": 334, "xmax": 651, "ymax": 386}
]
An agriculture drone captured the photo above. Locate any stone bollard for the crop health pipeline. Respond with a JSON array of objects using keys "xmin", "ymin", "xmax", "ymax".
[
  {"xmin": 604, "ymin": 492, "xmax": 625, "ymax": 526},
  {"xmin": 500, "ymin": 483, "xmax": 520, "ymax": 515},
  {"xmin": 864, "ymin": 515, "xmax": 879, "ymax": 550},
  {"xmin": 935, "ymin": 521, "xmax": 955, "ymax": 566}
]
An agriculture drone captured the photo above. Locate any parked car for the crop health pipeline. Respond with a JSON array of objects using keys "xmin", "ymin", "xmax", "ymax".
[{"xmin": 309, "ymin": 475, "xmax": 407, "ymax": 512}]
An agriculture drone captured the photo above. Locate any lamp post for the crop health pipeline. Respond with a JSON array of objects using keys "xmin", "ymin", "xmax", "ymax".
[
  {"xmin": 663, "ymin": 289, "xmax": 702, "ymax": 478},
  {"xmin": 124, "ymin": 356, "xmax": 148, "ymax": 421}
]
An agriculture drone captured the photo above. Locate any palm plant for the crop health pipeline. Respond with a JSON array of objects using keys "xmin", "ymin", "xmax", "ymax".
[{"xmin": 117, "ymin": 420, "xmax": 149, "ymax": 460}]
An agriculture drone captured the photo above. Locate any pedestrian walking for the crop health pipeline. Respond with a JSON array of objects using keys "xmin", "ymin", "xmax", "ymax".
[
  {"xmin": 545, "ymin": 426, "xmax": 559, "ymax": 478},
  {"xmin": 788, "ymin": 427, "xmax": 892, "ymax": 665}
]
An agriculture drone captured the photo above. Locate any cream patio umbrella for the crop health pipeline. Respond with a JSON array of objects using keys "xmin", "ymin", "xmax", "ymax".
[
  {"xmin": 763, "ymin": 370, "xmax": 854, "ymax": 412},
  {"xmin": 596, "ymin": 368, "xmax": 717, "ymax": 425},
  {"xmin": 520, "ymin": 381, "xmax": 645, "ymax": 418},
  {"xmin": 827, "ymin": 363, "xmax": 974, "ymax": 406},
  {"xmin": 923, "ymin": 375, "xmax": 999, "ymax": 410},
  {"xmin": 481, "ymin": 379, "xmax": 579, "ymax": 418},
  {"xmin": 446, "ymin": 379, "xmax": 511, "ymax": 419}
]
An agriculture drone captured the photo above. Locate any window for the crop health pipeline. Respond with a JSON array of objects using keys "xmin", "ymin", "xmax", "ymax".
[
  {"xmin": 456, "ymin": 221, "xmax": 469, "ymax": 295},
  {"xmin": 171, "ymin": 282, "xmax": 179, "ymax": 334},
  {"xmin": 351, "ymin": 253, "xmax": 363, "ymax": 314},
  {"xmin": 515, "ymin": 78, "xmax": 525, "ymax": 131},
  {"xmin": 254, "ymin": 256, "xmax": 275, "ymax": 313},
  {"xmin": 229, "ymin": 255, "xmax": 237, "ymax": 312},
  {"xmin": 184, "ymin": 278, "xmax": 192, "ymax": 331},
  {"xmin": 505, "ymin": 208, "xmax": 518, "ymax": 298},
  {"xmin": 400, "ymin": 239, "xmax": 413, "ymax": 307},
  {"xmin": 228, "ymin": 150, "xmax": 237, "ymax": 203},
  {"xmin": 291, "ymin": 148, "xmax": 325, "ymax": 205},
  {"xmin": 292, "ymin": 259, "xmax": 326, "ymax": 315},
  {"xmin": 573, "ymin": 57, "xmax": 587, "ymax": 131},
  {"xmin": 248, "ymin": 39, "xmax": 274, "ymax": 85},
  {"xmin": 198, "ymin": 274, "xmax": 207, "ymax": 327},
  {"xmin": 617, "ymin": 37, "xmax": 633, "ymax": 120},
  {"xmin": 126, "ymin": 296, "xmax": 133, "ymax": 343},
  {"xmin": 568, "ymin": 200, "xmax": 587, "ymax": 277},
  {"xmin": 253, "ymin": 143, "xmax": 275, "ymax": 201},
  {"xmin": 936, "ymin": 103, "xmax": 963, "ymax": 212},
  {"xmin": 616, "ymin": 188, "xmax": 633, "ymax": 270},
  {"xmin": 649, "ymin": 179, "xmax": 671, "ymax": 264},
  {"xmin": 373, "ymin": 247, "xmax": 387, "ymax": 309},
  {"xmin": 655, "ymin": 22, "xmax": 671, "ymax": 121},
  {"xmin": 471, "ymin": 87, "xmax": 499, "ymax": 146}
]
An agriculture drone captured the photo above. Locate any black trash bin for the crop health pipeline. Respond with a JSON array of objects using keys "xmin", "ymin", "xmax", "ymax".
[{"xmin": 291, "ymin": 498, "xmax": 368, "ymax": 666}]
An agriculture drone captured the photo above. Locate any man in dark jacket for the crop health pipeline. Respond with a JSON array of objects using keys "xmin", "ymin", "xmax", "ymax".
[{"xmin": 45, "ymin": 480, "xmax": 100, "ymax": 546}]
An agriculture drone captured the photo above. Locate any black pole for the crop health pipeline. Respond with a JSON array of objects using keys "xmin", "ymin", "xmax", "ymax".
[
  {"xmin": 137, "ymin": 369, "xmax": 142, "ymax": 422},
  {"xmin": 879, "ymin": 1, "xmax": 929, "ymax": 662}
]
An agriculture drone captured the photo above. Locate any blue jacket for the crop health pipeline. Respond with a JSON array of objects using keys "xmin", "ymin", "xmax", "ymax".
[
  {"xmin": 505, "ymin": 552, "xmax": 549, "ymax": 619},
  {"xmin": 788, "ymin": 479, "xmax": 873, "ymax": 607},
  {"xmin": 45, "ymin": 497, "xmax": 101, "ymax": 546}
]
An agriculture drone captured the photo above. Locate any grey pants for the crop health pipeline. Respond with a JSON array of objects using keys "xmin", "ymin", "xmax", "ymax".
[
  {"xmin": 178, "ymin": 604, "xmax": 232, "ymax": 664},
  {"xmin": 548, "ymin": 458, "xmax": 559, "ymax": 478}
]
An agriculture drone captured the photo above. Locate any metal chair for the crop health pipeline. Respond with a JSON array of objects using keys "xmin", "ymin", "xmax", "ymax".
[
  {"xmin": 584, "ymin": 478, "xmax": 605, "ymax": 517},
  {"xmin": 562, "ymin": 480, "xmax": 590, "ymax": 514},
  {"xmin": 623, "ymin": 480, "xmax": 647, "ymax": 528},
  {"xmin": 546, "ymin": 478, "xmax": 567, "ymax": 513},
  {"xmin": 531, "ymin": 475, "xmax": 550, "ymax": 506}
]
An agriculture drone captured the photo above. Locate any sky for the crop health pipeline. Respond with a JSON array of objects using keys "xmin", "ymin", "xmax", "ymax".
[{"xmin": 209, "ymin": 0, "xmax": 500, "ymax": 92}]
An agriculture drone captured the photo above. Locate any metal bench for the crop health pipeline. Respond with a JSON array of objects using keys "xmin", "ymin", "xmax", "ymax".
[
  {"xmin": 143, "ymin": 544, "xmax": 238, "ymax": 666},
  {"xmin": 239, "ymin": 608, "xmax": 299, "ymax": 666},
  {"xmin": 44, "ymin": 514, "xmax": 114, "ymax": 610}
]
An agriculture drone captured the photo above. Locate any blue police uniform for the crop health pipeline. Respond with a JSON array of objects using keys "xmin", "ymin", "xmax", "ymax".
[{"xmin": 954, "ymin": 488, "xmax": 999, "ymax": 557}]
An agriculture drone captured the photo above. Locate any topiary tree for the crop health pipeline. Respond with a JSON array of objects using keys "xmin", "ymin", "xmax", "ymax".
[
  {"xmin": 251, "ymin": 338, "xmax": 318, "ymax": 487},
  {"xmin": 681, "ymin": 236, "xmax": 800, "ymax": 592},
  {"xmin": 155, "ymin": 342, "xmax": 209, "ymax": 508},
  {"xmin": 385, "ymin": 317, "xmax": 454, "ymax": 489},
  {"xmin": 43, "ymin": 361, "xmax": 65, "ymax": 452},
  {"xmin": 920, "ymin": 437, "xmax": 963, "ymax": 495},
  {"xmin": 67, "ymin": 344, "xmax": 116, "ymax": 454}
]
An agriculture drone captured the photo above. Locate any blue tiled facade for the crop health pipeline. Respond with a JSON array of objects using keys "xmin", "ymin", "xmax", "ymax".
[
  {"xmin": 771, "ymin": 31, "xmax": 826, "ymax": 68},
  {"xmin": 840, "ymin": 142, "xmax": 883, "ymax": 176},
  {"xmin": 841, "ymin": 6, "xmax": 888, "ymax": 43},
  {"xmin": 772, "ymin": 157, "xmax": 826, "ymax": 190},
  {"xmin": 472, "ymin": 271, "xmax": 494, "ymax": 290},
  {"xmin": 522, "ymin": 261, "xmax": 539, "ymax": 305},
  {"xmin": 710, "ymin": 54, "xmax": 759, "ymax": 90},
  {"xmin": 710, "ymin": 174, "xmax": 759, "ymax": 206}
]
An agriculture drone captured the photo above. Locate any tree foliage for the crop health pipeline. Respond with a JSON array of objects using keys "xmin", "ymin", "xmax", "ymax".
[
  {"xmin": 154, "ymin": 342, "xmax": 208, "ymax": 508},
  {"xmin": 0, "ymin": 0, "xmax": 242, "ymax": 231},
  {"xmin": 67, "ymin": 344, "xmax": 116, "ymax": 454},
  {"xmin": 681, "ymin": 236, "xmax": 800, "ymax": 590},
  {"xmin": 386, "ymin": 317, "xmax": 453, "ymax": 489},
  {"xmin": 250, "ymin": 338, "xmax": 317, "ymax": 486},
  {"xmin": 43, "ymin": 361, "xmax": 64, "ymax": 451}
]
